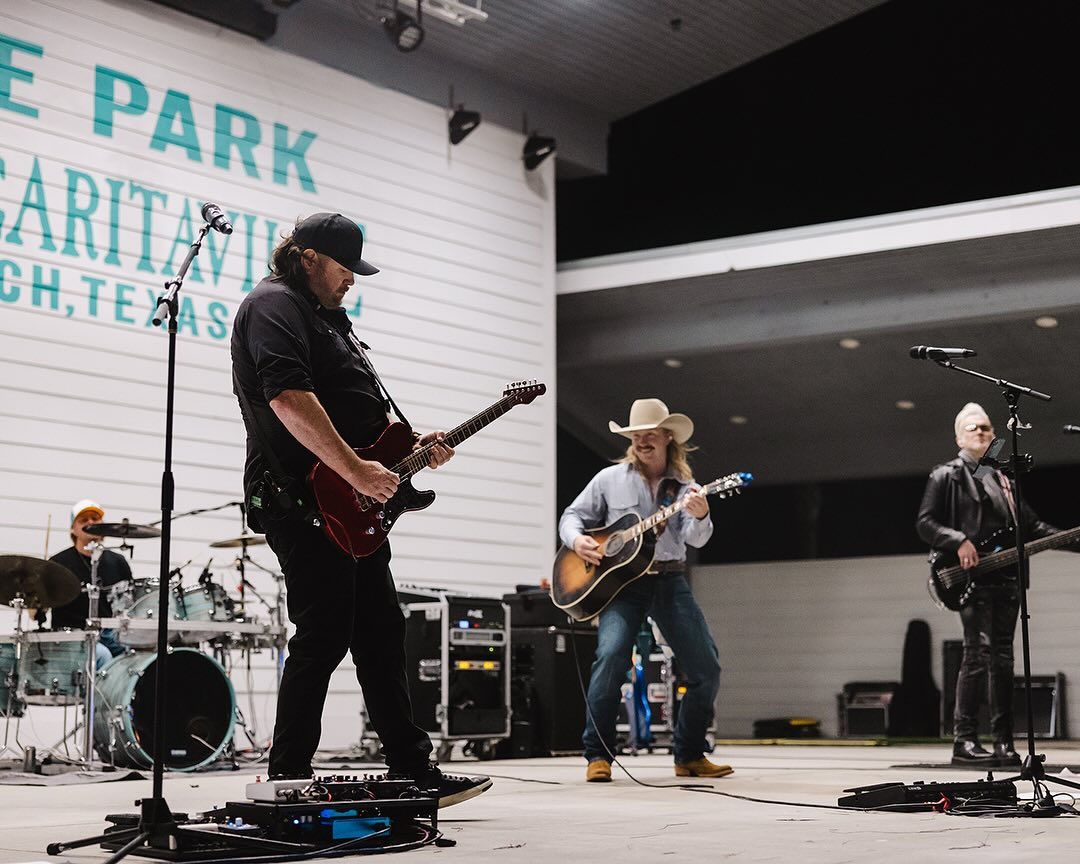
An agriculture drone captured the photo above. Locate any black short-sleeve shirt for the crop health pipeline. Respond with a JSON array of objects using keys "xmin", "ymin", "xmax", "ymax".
[
  {"xmin": 48, "ymin": 546, "xmax": 132, "ymax": 629},
  {"xmin": 231, "ymin": 275, "xmax": 389, "ymax": 491}
]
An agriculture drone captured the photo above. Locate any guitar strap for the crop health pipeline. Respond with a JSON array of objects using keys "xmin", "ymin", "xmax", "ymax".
[{"xmin": 995, "ymin": 470, "xmax": 1018, "ymax": 524}]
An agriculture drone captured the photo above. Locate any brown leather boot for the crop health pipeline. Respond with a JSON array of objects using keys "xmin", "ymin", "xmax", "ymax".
[
  {"xmin": 585, "ymin": 759, "xmax": 612, "ymax": 782},
  {"xmin": 675, "ymin": 756, "xmax": 734, "ymax": 778}
]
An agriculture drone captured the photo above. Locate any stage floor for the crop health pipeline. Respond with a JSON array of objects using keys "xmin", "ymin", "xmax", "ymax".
[{"xmin": 2, "ymin": 743, "xmax": 1080, "ymax": 862}]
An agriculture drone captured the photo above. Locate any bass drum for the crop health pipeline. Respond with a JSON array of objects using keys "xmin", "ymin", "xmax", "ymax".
[{"xmin": 93, "ymin": 648, "xmax": 235, "ymax": 771}]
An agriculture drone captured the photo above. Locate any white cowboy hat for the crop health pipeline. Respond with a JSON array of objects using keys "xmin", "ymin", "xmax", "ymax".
[{"xmin": 608, "ymin": 398, "xmax": 694, "ymax": 444}]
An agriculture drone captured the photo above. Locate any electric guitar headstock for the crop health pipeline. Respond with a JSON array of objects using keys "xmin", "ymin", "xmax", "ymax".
[{"xmin": 503, "ymin": 380, "xmax": 547, "ymax": 405}]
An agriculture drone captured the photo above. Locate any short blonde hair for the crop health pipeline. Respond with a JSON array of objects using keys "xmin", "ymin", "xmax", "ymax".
[{"xmin": 954, "ymin": 402, "xmax": 990, "ymax": 437}]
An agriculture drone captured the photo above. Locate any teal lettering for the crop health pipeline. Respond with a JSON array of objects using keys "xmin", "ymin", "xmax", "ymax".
[
  {"xmin": 177, "ymin": 295, "xmax": 198, "ymax": 336},
  {"xmin": 31, "ymin": 264, "xmax": 59, "ymax": 310},
  {"xmin": 348, "ymin": 292, "xmax": 362, "ymax": 317},
  {"xmin": 115, "ymin": 282, "xmax": 136, "ymax": 323},
  {"xmin": 150, "ymin": 89, "xmax": 202, "ymax": 161},
  {"xmin": 5, "ymin": 157, "xmax": 56, "ymax": 251},
  {"xmin": 82, "ymin": 274, "xmax": 105, "ymax": 317},
  {"xmin": 207, "ymin": 301, "xmax": 228, "ymax": 340},
  {"xmin": 214, "ymin": 105, "xmax": 260, "ymax": 178},
  {"xmin": 103, "ymin": 178, "xmax": 124, "ymax": 265},
  {"xmin": 0, "ymin": 258, "xmax": 20, "ymax": 302},
  {"xmin": 62, "ymin": 169, "xmax": 100, "ymax": 259},
  {"xmin": 162, "ymin": 198, "xmax": 203, "ymax": 282},
  {"xmin": 93, "ymin": 66, "xmax": 148, "ymax": 136},
  {"xmin": 128, "ymin": 181, "xmax": 167, "ymax": 273},
  {"xmin": 0, "ymin": 34, "xmax": 43, "ymax": 119},
  {"xmin": 0, "ymin": 156, "xmax": 6, "ymax": 234},
  {"xmin": 239, "ymin": 212, "xmax": 258, "ymax": 292},
  {"xmin": 272, "ymin": 123, "xmax": 316, "ymax": 192}
]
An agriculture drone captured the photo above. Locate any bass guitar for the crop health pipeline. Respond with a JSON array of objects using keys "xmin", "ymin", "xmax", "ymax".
[
  {"xmin": 550, "ymin": 472, "xmax": 753, "ymax": 622},
  {"xmin": 928, "ymin": 524, "xmax": 1080, "ymax": 611},
  {"xmin": 308, "ymin": 380, "xmax": 545, "ymax": 558}
]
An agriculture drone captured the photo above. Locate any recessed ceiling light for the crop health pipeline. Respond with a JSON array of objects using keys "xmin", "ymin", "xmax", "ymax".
[
  {"xmin": 838, "ymin": 338, "xmax": 861, "ymax": 350},
  {"xmin": 1035, "ymin": 316, "xmax": 1059, "ymax": 329},
  {"xmin": 729, "ymin": 415, "xmax": 748, "ymax": 425},
  {"xmin": 896, "ymin": 400, "xmax": 915, "ymax": 410},
  {"xmin": 663, "ymin": 358, "xmax": 683, "ymax": 368}
]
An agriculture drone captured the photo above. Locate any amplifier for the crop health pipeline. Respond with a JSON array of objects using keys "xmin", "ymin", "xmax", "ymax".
[{"xmin": 838, "ymin": 778, "xmax": 1017, "ymax": 811}]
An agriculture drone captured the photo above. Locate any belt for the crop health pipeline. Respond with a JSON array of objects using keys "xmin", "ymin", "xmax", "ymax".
[{"xmin": 646, "ymin": 560, "xmax": 686, "ymax": 575}]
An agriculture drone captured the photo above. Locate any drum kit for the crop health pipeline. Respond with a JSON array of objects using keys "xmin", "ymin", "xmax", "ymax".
[{"xmin": 0, "ymin": 520, "xmax": 287, "ymax": 773}]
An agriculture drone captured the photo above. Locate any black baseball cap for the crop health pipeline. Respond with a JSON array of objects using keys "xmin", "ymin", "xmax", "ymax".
[{"xmin": 292, "ymin": 212, "xmax": 379, "ymax": 276}]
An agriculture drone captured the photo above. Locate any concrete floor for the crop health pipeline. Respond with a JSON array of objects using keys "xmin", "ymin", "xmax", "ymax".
[{"xmin": 2, "ymin": 744, "xmax": 1080, "ymax": 863}]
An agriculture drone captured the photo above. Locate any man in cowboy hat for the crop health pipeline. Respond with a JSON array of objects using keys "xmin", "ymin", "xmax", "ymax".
[{"xmin": 559, "ymin": 398, "xmax": 730, "ymax": 782}]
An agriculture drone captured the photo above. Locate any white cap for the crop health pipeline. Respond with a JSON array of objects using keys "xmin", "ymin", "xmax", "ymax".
[{"xmin": 70, "ymin": 499, "xmax": 105, "ymax": 525}]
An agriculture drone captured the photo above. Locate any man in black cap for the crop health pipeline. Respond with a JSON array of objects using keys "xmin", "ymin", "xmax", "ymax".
[{"xmin": 231, "ymin": 213, "xmax": 489, "ymax": 807}]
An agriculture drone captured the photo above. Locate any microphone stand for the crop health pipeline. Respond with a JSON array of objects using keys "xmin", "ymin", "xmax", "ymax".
[
  {"xmin": 926, "ymin": 357, "xmax": 1080, "ymax": 808},
  {"xmin": 48, "ymin": 224, "xmax": 213, "ymax": 859}
]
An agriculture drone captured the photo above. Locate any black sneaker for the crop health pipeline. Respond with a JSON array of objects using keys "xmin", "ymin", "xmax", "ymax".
[{"xmin": 387, "ymin": 763, "xmax": 492, "ymax": 808}]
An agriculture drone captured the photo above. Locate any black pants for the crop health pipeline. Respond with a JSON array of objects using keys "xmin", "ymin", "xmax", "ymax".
[
  {"xmin": 265, "ymin": 519, "xmax": 432, "ymax": 776},
  {"xmin": 954, "ymin": 584, "xmax": 1019, "ymax": 742}
]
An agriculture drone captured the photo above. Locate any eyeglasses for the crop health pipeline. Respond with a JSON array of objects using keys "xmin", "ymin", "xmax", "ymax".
[{"xmin": 963, "ymin": 423, "xmax": 993, "ymax": 433}]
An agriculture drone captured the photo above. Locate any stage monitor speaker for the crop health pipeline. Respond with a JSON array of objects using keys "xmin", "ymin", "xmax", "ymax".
[
  {"xmin": 941, "ymin": 639, "xmax": 1066, "ymax": 738},
  {"xmin": 507, "ymin": 626, "xmax": 595, "ymax": 756}
]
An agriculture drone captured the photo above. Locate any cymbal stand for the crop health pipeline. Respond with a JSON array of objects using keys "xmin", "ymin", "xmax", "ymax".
[
  {"xmin": 239, "ymin": 557, "xmax": 287, "ymax": 690},
  {"xmin": 0, "ymin": 595, "xmax": 27, "ymax": 763}
]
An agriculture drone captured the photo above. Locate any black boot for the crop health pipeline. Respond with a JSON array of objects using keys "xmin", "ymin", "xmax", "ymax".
[
  {"xmin": 992, "ymin": 739, "xmax": 1021, "ymax": 766},
  {"xmin": 951, "ymin": 739, "xmax": 995, "ymax": 766}
]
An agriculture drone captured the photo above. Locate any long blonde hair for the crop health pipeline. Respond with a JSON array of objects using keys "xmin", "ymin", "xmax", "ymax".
[{"xmin": 617, "ymin": 436, "xmax": 696, "ymax": 482}]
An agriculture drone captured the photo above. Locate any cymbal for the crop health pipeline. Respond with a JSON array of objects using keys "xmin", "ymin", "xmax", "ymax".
[
  {"xmin": 0, "ymin": 555, "xmax": 82, "ymax": 608},
  {"xmin": 84, "ymin": 520, "xmax": 162, "ymax": 539},
  {"xmin": 209, "ymin": 532, "xmax": 267, "ymax": 548}
]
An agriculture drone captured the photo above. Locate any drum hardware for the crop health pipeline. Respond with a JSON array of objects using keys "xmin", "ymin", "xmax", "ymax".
[
  {"xmin": 210, "ymin": 530, "xmax": 266, "ymax": 622},
  {"xmin": 83, "ymin": 520, "xmax": 162, "ymax": 540}
]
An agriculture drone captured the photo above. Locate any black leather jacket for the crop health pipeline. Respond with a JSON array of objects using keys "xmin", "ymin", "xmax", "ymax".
[{"xmin": 916, "ymin": 455, "xmax": 1056, "ymax": 553}]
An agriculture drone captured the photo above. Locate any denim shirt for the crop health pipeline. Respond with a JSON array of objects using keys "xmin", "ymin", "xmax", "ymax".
[{"xmin": 558, "ymin": 463, "xmax": 714, "ymax": 562}]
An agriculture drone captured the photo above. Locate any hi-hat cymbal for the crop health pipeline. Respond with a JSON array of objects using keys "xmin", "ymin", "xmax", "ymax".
[
  {"xmin": 0, "ymin": 555, "xmax": 82, "ymax": 608},
  {"xmin": 209, "ymin": 533, "xmax": 267, "ymax": 548},
  {"xmin": 84, "ymin": 520, "xmax": 162, "ymax": 539}
]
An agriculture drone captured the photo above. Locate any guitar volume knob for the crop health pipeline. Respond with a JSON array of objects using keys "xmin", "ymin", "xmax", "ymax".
[{"xmin": 366, "ymin": 527, "xmax": 376, "ymax": 535}]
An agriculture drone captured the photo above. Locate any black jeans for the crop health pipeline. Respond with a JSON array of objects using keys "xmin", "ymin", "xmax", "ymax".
[
  {"xmin": 265, "ymin": 518, "xmax": 432, "ymax": 776},
  {"xmin": 954, "ymin": 584, "xmax": 1020, "ymax": 742}
]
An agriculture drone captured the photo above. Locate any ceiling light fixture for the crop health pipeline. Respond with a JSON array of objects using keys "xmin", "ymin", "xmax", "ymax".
[
  {"xmin": 838, "ymin": 338, "xmax": 861, "ymax": 350},
  {"xmin": 663, "ymin": 358, "xmax": 683, "ymax": 369},
  {"xmin": 523, "ymin": 133, "xmax": 556, "ymax": 170},
  {"xmin": 449, "ymin": 102, "xmax": 480, "ymax": 144},
  {"xmin": 729, "ymin": 415, "xmax": 748, "ymax": 425},
  {"xmin": 895, "ymin": 400, "xmax": 915, "ymax": 410},
  {"xmin": 381, "ymin": 0, "xmax": 424, "ymax": 52},
  {"xmin": 1034, "ymin": 316, "xmax": 1059, "ymax": 329}
]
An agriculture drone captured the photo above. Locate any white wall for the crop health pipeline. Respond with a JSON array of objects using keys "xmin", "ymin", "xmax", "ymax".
[
  {"xmin": 695, "ymin": 552, "xmax": 1080, "ymax": 738},
  {"xmin": 0, "ymin": 0, "xmax": 555, "ymax": 753}
]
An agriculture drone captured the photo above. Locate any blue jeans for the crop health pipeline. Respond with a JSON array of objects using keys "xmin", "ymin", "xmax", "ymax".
[{"xmin": 583, "ymin": 573, "xmax": 720, "ymax": 764}]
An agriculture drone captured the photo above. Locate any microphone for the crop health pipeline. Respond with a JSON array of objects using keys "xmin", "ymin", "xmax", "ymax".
[
  {"xmin": 909, "ymin": 345, "xmax": 977, "ymax": 360},
  {"xmin": 200, "ymin": 202, "xmax": 234, "ymax": 235},
  {"xmin": 1064, "ymin": 425, "xmax": 1080, "ymax": 435}
]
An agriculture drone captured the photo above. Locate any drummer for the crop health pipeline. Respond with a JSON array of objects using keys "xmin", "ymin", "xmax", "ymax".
[{"xmin": 44, "ymin": 500, "xmax": 130, "ymax": 667}]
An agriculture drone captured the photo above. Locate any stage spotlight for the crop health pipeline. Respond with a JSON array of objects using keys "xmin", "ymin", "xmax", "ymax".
[
  {"xmin": 449, "ymin": 106, "xmax": 481, "ymax": 144},
  {"xmin": 382, "ymin": 1, "xmax": 424, "ymax": 52},
  {"xmin": 523, "ymin": 133, "xmax": 556, "ymax": 170}
]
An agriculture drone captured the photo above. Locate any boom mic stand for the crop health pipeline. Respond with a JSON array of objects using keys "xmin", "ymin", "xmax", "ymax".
[
  {"xmin": 923, "ymin": 355, "xmax": 1080, "ymax": 810},
  {"xmin": 48, "ymin": 221, "xmax": 224, "ymax": 859}
]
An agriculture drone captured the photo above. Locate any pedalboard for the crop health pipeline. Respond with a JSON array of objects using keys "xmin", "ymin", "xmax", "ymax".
[{"xmin": 838, "ymin": 778, "xmax": 1017, "ymax": 811}]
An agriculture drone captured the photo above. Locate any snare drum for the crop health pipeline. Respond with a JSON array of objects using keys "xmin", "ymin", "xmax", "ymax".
[
  {"xmin": 94, "ymin": 648, "xmax": 236, "ymax": 771},
  {"xmin": 0, "ymin": 641, "xmax": 23, "ymax": 716},
  {"xmin": 107, "ymin": 579, "xmax": 178, "ymax": 647},
  {"xmin": 18, "ymin": 631, "xmax": 91, "ymax": 706},
  {"xmin": 175, "ymin": 581, "xmax": 234, "ymax": 644}
]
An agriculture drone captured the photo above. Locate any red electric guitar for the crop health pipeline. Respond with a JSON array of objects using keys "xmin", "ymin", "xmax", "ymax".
[{"xmin": 307, "ymin": 380, "xmax": 546, "ymax": 558}]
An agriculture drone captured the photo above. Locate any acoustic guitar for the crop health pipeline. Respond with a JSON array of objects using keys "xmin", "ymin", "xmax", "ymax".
[
  {"xmin": 308, "ymin": 380, "xmax": 545, "ymax": 558},
  {"xmin": 550, "ymin": 472, "xmax": 753, "ymax": 622}
]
